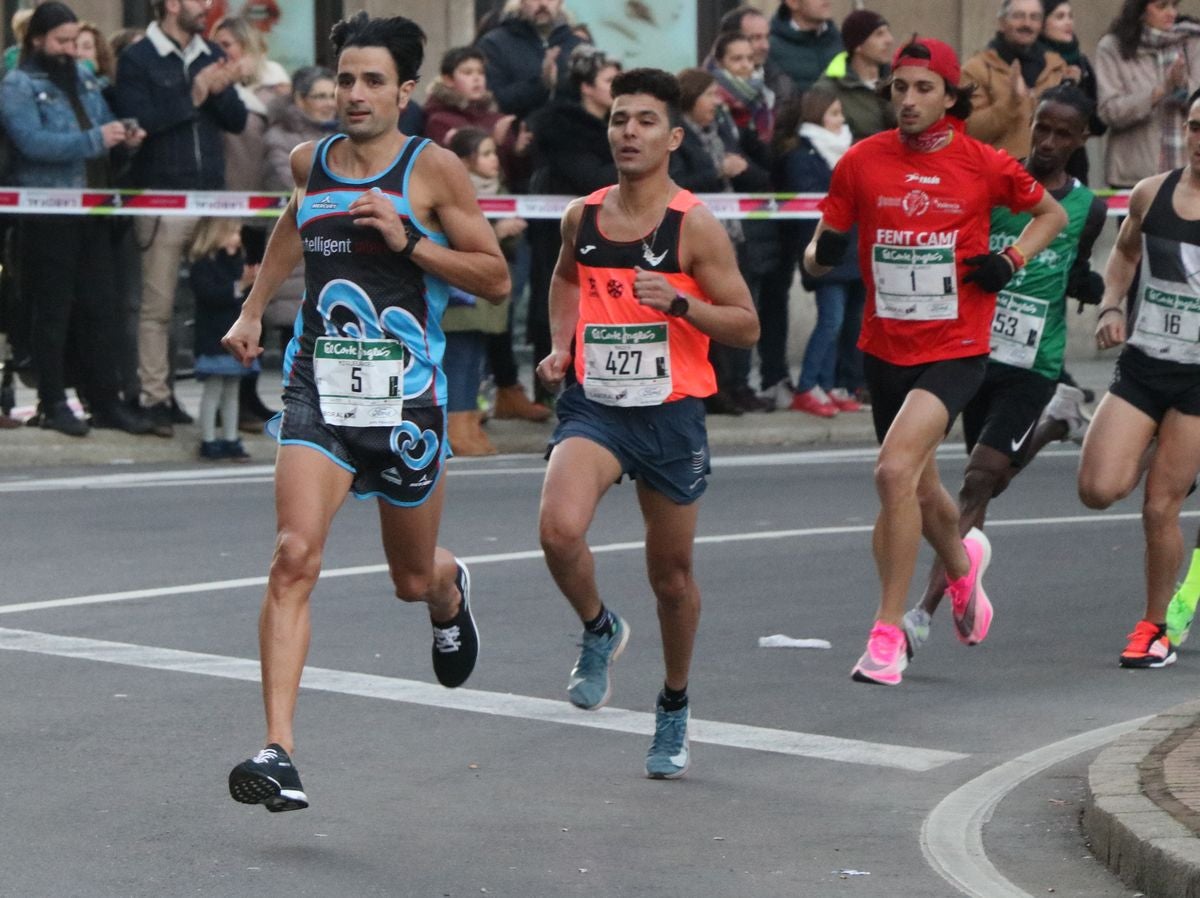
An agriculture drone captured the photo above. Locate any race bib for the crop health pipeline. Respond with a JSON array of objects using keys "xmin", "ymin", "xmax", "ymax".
[
  {"xmin": 313, "ymin": 337, "xmax": 406, "ymax": 427},
  {"xmin": 581, "ymin": 323, "xmax": 671, "ymax": 407},
  {"xmin": 871, "ymin": 245, "xmax": 958, "ymax": 320},
  {"xmin": 989, "ymin": 290, "xmax": 1048, "ymax": 370},
  {"xmin": 1130, "ymin": 283, "xmax": 1200, "ymax": 365}
]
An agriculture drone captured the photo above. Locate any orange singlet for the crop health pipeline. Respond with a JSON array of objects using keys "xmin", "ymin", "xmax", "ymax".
[{"xmin": 572, "ymin": 186, "xmax": 717, "ymax": 404}]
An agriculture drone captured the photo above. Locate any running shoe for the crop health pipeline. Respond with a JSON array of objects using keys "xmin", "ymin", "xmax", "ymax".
[
  {"xmin": 1041, "ymin": 383, "xmax": 1092, "ymax": 445},
  {"xmin": 828, "ymin": 387, "xmax": 864, "ymax": 412},
  {"xmin": 902, "ymin": 607, "xmax": 932, "ymax": 658},
  {"xmin": 1119, "ymin": 620, "xmax": 1176, "ymax": 669},
  {"xmin": 850, "ymin": 621, "xmax": 908, "ymax": 685},
  {"xmin": 431, "ymin": 560, "xmax": 479, "ymax": 688},
  {"xmin": 757, "ymin": 380, "xmax": 796, "ymax": 411},
  {"xmin": 228, "ymin": 744, "xmax": 308, "ymax": 812},
  {"xmin": 948, "ymin": 528, "xmax": 993, "ymax": 645},
  {"xmin": 567, "ymin": 612, "xmax": 630, "ymax": 710},
  {"xmin": 1166, "ymin": 584, "xmax": 1197, "ymax": 647},
  {"xmin": 790, "ymin": 386, "xmax": 839, "ymax": 417},
  {"xmin": 645, "ymin": 702, "xmax": 690, "ymax": 779}
]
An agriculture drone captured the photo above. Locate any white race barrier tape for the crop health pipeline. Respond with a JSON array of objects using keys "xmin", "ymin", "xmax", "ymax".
[{"xmin": 0, "ymin": 188, "xmax": 1134, "ymax": 220}]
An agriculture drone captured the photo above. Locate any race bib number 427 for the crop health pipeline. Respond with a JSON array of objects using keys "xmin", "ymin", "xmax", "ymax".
[{"xmin": 581, "ymin": 323, "xmax": 671, "ymax": 407}]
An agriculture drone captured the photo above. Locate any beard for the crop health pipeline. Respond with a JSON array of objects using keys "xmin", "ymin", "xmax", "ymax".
[
  {"xmin": 34, "ymin": 51, "xmax": 78, "ymax": 95},
  {"xmin": 177, "ymin": 8, "xmax": 206, "ymax": 36}
]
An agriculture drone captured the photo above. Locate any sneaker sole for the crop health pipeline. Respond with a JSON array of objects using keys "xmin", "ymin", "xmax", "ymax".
[
  {"xmin": 646, "ymin": 759, "xmax": 690, "ymax": 780},
  {"xmin": 228, "ymin": 769, "xmax": 309, "ymax": 812},
  {"xmin": 851, "ymin": 668, "xmax": 903, "ymax": 686},
  {"xmin": 569, "ymin": 621, "xmax": 630, "ymax": 711},
  {"xmin": 1119, "ymin": 652, "xmax": 1177, "ymax": 669}
]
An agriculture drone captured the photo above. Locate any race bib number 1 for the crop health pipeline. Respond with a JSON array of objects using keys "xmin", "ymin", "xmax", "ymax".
[
  {"xmin": 582, "ymin": 323, "xmax": 671, "ymax": 407},
  {"xmin": 871, "ymin": 245, "xmax": 958, "ymax": 320},
  {"xmin": 990, "ymin": 290, "xmax": 1048, "ymax": 370},
  {"xmin": 314, "ymin": 337, "xmax": 406, "ymax": 427}
]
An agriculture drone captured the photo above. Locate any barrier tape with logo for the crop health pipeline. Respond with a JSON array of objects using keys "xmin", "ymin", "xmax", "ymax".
[{"xmin": 0, "ymin": 188, "xmax": 1134, "ymax": 220}]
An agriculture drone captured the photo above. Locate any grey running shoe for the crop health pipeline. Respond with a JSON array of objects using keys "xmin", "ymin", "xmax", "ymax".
[
  {"xmin": 902, "ymin": 607, "xmax": 932, "ymax": 658},
  {"xmin": 567, "ymin": 612, "xmax": 630, "ymax": 710},
  {"xmin": 1042, "ymin": 383, "xmax": 1092, "ymax": 444},
  {"xmin": 645, "ymin": 703, "xmax": 690, "ymax": 779},
  {"xmin": 229, "ymin": 744, "xmax": 308, "ymax": 812}
]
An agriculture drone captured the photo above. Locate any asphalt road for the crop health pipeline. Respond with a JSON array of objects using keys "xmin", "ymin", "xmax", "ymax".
[{"xmin": 0, "ymin": 443, "xmax": 1181, "ymax": 897}]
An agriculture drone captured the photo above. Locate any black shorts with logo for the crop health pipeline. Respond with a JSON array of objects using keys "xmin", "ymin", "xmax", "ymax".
[
  {"xmin": 961, "ymin": 361, "xmax": 1056, "ymax": 465},
  {"xmin": 863, "ymin": 353, "xmax": 989, "ymax": 444},
  {"xmin": 276, "ymin": 363, "xmax": 448, "ymax": 507},
  {"xmin": 1109, "ymin": 345, "xmax": 1200, "ymax": 423}
]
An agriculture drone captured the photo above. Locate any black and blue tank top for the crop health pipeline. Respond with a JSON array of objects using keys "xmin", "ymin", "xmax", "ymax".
[{"xmin": 283, "ymin": 134, "xmax": 451, "ymax": 406}]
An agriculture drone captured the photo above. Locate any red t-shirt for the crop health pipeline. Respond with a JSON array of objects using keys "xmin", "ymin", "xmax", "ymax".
[{"xmin": 820, "ymin": 125, "xmax": 1044, "ymax": 366}]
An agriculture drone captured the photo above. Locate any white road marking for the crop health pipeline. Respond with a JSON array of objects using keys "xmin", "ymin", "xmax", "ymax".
[
  {"xmin": 2, "ymin": 511, "xmax": 1189, "ymax": 618},
  {"xmin": 921, "ymin": 717, "xmax": 1150, "ymax": 898},
  {"xmin": 0, "ymin": 626, "xmax": 965, "ymax": 772}
]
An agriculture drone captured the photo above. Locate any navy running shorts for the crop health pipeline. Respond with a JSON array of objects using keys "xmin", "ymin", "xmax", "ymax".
[
  {"xmin": 1109, "ymin": 345, "xmax": 1200, "ymax": 423},
  {"xmin": 546, "ymin": 384, "xmax": 711, "ymax": 505},
  {"xmin": 277, "ymin": 367, "xmax": 448, "ymax": 507},
  {"xmin": 863, "ymin": 353, "xmax": 989, "ymax": 444},
  {"xmin": 961, "ymin": 361, "xmax": 1057, "ymax": 465}
]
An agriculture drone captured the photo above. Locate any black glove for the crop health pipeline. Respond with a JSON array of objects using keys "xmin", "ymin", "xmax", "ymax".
[
  {"xmin": 1068, "ymin": 269, "xmax": 1105, "ymax": 306},
  {"xmin": 962, "ymin": 253, "xmax": 1015, "ymax": 293},
  {"xmin": 814, "ymin": 229, "xmax": 850, "ymax": 267}
]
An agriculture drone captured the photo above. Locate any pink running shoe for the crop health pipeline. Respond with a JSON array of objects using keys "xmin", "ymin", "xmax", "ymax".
[
  {"xmin": 851, "ymin": 622, "xmax": 908, "ymax": 685},
  {"xmin": 948, "ymin": 527, "xmax": 993, "ymax": 645}
]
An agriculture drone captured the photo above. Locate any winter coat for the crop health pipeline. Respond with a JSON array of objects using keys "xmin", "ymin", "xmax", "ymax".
[
  {"xmin": 423, "ymin": 81, "xmax": 505, "ymax": 146},
  {"xmin": 961, "ymin": 44, "xmax": 1068, "ymax": 160},
  {"xmin": 1094, "ymin": 31, "xmax": 1200, "ymax": 187},
  {"xmin": 0, "ymin": 60, "xmax": 115, "ymax": 187},
  {"xmin": 474, "ymin": 15, "xmax": 585, "ymax": 119},
  {"xmin": 528, "ymin": 99, "xmax": 615, "ymax": 196},
  {"xmin": 222, "ymin": 84, "xmax": 274, "ymax": 191},
  {"xmin": 775, "ymin": 136, "xmax": 860, "ymax": 288},
  {"xmin": 113, "ymin": 22, "xmax": 246, "ymax": 189},
  {"xmin": 813, "ymin": 55, "xmax": 895, "ymax": 142},
  {"xmin": 191, "ymin": 249, "xmax": 245, "ymax": 358},
  {"xmin": 767, "ymin": 10, "xmax": 842, "ymax": 95}
]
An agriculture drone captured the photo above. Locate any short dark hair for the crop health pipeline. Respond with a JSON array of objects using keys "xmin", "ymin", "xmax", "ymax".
[
  {"xmin": 1037, "ymin": 82, "xmax": 1095, "ymax": 125},
  {"xmin": 440, "ymin": 45, "xmax": 485, "ymax": 78},
  {"xmin": 676, "ymin": 67, "xmax": 715, "ymax": 115},
  {"xmin": 878, "ymin": 39, "xmax": 975, "ymax": 121},
  {"xmin": 330, "ymin": 12, "xmax": 425, "ymax": 84},
  {"xmin": 611, "ymin": 68, "xmax": 683, "ymax": 126},
  {"xmin": 448, "ymin": 126, "xmax": 491, "ymax": 161},
  {"xmin": 717, "ymin": 5, "xmax": 765, "ymax": 35},
  {"xmin": 1189, "ymin": 86, "xmax": 1200, "ymax": 111},
  {"xmin": 711, "ymin": 31, "xmax": 750, "ymax": 64}
]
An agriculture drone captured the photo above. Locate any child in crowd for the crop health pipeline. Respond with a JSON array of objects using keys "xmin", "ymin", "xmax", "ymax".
[
  {"xmin": 773, "ymin": 88, "xmax": 866, "ymax": 418},
  {"xmin": 188, "ymin": 218, "xmax": 259, "ymax": 461},
  {"xmin": 443, "ymin": 127, "xmax": 525, "ymax": 456}
]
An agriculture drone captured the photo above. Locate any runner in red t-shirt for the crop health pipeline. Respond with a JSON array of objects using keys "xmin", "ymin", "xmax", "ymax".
[{"xmin": 803, "ymin": 37, "xmax": 1067, "ymax": 686}]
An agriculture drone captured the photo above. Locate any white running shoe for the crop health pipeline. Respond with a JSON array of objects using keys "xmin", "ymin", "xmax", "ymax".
[
  {"xmin": 902, "ymin": 607, "xmax": 932, "ymax": 658},
  {"xmin": 1042, "ymin": 383, "xmax": 1092, "ymax": 444}
]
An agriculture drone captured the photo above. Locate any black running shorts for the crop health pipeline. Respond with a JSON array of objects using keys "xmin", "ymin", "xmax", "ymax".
[
  {"xmin": 961, "ymin": 361, "xmax": 1056, "ymax": 465},
  {"xmin": 863, "ymin": 353, "xmax": 989, "ymax": 444},
  {"xmin": 1109, "ymin": 345, "xmax": 1200, "ymax": 423}
]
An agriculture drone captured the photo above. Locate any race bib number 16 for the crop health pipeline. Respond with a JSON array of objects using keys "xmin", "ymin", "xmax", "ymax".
[{"xmin": 314, "ymin": 337, "xmax": 407, "ymax": 427}]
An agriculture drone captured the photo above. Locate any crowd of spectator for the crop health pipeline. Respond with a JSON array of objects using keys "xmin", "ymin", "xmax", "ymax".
[{"xmin": 0, "ymin": 0, "xmax": 1198, "ymax": 451}]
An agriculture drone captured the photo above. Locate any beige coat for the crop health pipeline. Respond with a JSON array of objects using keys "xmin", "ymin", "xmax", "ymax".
[
  {"xmin": 1094, "ymin": 32, "xmax": 1200, "ymax": 187},
  {"xmin": 961, "ymin": 47, "xmax": 1067, "ymax": 160}
]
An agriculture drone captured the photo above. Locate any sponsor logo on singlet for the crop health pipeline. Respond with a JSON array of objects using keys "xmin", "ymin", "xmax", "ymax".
[
  {"xmin": 310, "ymin": 195, "xmax": 339, "ymax": 210},
  {"xmin": 303, "ymin": 235, "xmax": 353, "ymax": 256}
]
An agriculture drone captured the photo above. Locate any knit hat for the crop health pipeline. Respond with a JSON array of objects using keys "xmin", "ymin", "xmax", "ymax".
[
  {"xmin": 892, "ymin": 36, "xmax": 960, "ymax": 89},
  {"xmin": 841, "ymin": 10, "xmax": 888, "ymax": 57},
  {"xmin": 25, "ymin": 2, "xmax": 77, "ymax": 45}
]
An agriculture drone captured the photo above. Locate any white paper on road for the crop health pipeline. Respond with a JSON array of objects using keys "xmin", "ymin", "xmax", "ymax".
[{"xmin": 758, "ymin": 634, "xmax": 832, "ymax": 649}]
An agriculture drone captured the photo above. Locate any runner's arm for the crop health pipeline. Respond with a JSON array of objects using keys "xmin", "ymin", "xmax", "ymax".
[
  {"xmin": 221, "ymin": 142, "xmax": 311, "ymax": 365},
  {"xmin": 802, "ymin": 218, "xmax": 850, "ymax": 279},
  {"xmin": 1096, "ymin": 175, "xmax": 1159, "ymax": 345},
  {"xmin": 405, "ymin": 146, "xmax": 510, "ymax": 302},
  {"xmin": 1006, "ymin": 191, "xmax": 1067, "ymax": 264},
  {"xmin": 535, "ymin": 201, "xmax": 584, "ymax": 388},
  {"xmin": 674, "ymin": 204, "xmax": 760, "ymax": 349}
]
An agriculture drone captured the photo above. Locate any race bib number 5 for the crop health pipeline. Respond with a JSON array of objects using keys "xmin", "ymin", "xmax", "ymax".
[
  {"xmin": 314, "ymin": 337, "xmax": 407, "ymax": 427},
  {"xmin": 871, "ymin": 245, "xmax": 958, "ymax": 320},
  {"xmin": 582, "ymin": 323, "xmax": 671, "ymax": 407}
]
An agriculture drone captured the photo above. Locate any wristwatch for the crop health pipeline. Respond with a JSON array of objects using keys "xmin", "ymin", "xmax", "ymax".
[
  {"xmin": 399, "ymin": 222, "xmax": 423, "ymax": 259},
  {"xmin": 667, "ymin": 293, "xmax": 690, "ymax": 318}
]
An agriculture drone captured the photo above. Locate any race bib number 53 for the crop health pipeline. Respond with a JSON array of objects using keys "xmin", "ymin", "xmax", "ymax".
[
  {"xmin": 314, "ymin": 337, "xmax": 407, "ymax": 427},
  {"xmin": 582, "ymin": 323, "xmax": 671, "ymax": 407}
]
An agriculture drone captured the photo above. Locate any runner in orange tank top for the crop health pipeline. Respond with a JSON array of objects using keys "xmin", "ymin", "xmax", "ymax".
[{"xmin": 535, "ymin": 68, "xmax": 759, "ymax": 780}]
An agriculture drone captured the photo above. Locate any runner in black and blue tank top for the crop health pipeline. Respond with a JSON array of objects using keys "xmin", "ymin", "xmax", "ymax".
[
  {"xmin": 1079, "ymin": 90, "xmax": 1200, "ymax": 671},
  {"xmin": 219, "ymin": 14, "xmax": 510, "ymax": 813}
]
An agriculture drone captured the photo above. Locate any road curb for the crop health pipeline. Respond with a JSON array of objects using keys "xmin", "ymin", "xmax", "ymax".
[{"xmin": 1084, "ymin": 699, "xmax": 1200, "ymax": 897}]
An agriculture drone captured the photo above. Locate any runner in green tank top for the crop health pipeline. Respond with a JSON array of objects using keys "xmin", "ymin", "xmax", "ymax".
[{"xmin": 903, "ymin": 84, "xmax": 1107, "ymax": 657}]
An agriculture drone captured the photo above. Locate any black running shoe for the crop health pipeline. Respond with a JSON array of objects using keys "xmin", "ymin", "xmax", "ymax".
[
  {"xmin": 228, "ymin": 744, "xmax": 309, "ymax": 812},
  {"xmin": 430, "ymin": 560, "xmax": 479, "ymax": 688}
]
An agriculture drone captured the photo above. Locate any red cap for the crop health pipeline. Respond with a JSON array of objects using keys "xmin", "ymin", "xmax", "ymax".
[{"xmin": 891, "ymin": 37, "xmax": 961, "ymax": 89}]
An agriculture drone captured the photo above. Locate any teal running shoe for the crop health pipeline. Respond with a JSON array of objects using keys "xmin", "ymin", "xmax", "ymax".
[
  {"xmin": 567, "ymin": 613, "xmax": 629, "ymax": 710},
  {"xmin": 1166, "ymin": 585, "xmax": 1197, "ymax": 647},
  {"xmin": 645, "ymin": 703, "xmax": 690, "ymax": 779}
]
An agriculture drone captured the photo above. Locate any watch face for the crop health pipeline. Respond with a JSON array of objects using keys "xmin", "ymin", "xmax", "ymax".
[{"xmin": 669, "ymin": 296, "xmax": 688, "ymax": 317}]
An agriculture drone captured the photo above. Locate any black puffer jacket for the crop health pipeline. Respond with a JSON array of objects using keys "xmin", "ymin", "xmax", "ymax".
[
  {"xmin": 475, "ymin": 16, "xmax": 585, "ymax": 119},
  {"xmin": 528, "ymin": 99, "xmax": 615, "ymax": 196}
]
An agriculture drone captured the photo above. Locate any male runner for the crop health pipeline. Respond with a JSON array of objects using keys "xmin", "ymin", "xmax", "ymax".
[
  {"xmin": 903, "ymin": 84, "xmax": 1107, "ymax": 653},
  {"xmin": 220, "ymin": 13, "xmax": 510, "ymax": 810},
  {"xmin": 803, "ymin": 37, "xmax": 1066, "ymax": 685},
  {"xmin": 1078, "ymin": 88, "xmax": 1200, "ymax": 670},
  {"xmin": 536, "ymin": 69, "xmax": 759, "ymax": 777}
]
